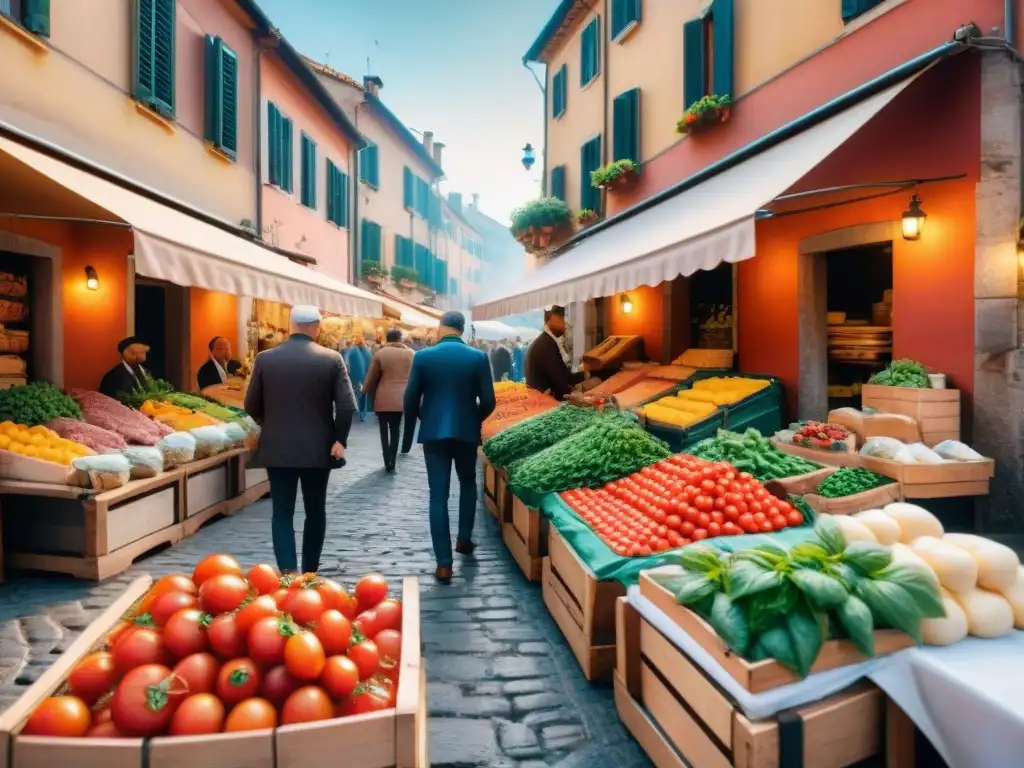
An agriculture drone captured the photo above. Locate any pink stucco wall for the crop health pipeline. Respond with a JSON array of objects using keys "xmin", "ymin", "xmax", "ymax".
[{"xmin": 260, "ymin": 55, "xmax": 353, "ymax": 282}]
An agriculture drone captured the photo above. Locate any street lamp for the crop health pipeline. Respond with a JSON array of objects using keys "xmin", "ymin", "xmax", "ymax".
[
  {"xmin": 901, "ymin": 194, "xmax": 926, "ymax": 241},
  {"xmin": 521, "ymin": 143, "xmax": 536, "ymax": 172}
]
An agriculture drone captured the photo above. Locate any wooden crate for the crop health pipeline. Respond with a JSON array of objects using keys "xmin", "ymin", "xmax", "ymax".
[
  {"xmin": 0, "ymin": 576, "xmax": 427, "ymax": 768},
  {"xmin": 1, "ymin": 472, "xmax": 185, "ymax": 580},
  {"xmin": 541, "ymin": 527, "xmax": 625, "ymax": 681},
  {"xmin": 860, "ymin": 384, "xmax": 960, "ymax": 446},
  {"xmin": 638, "ymin": 572, "xmax": 913, "ymax": 693},
  {"xmin": 482, "ymin": 459, "xmax": 500, "ymax": 519},
  {"xmin": 765, "ymin": 467, "xmax": 902, "ymax": 515},
  {"xmin": 502, "ymin": 495, "xmax": 547, "ymax": 581},
  {"xmin": 770, "ymin": 437, "xmax": 864, "ymax": 468},
  {"xmin": 615, "ymin": 598, "xmax": 888, "ymax": 768},
  {"xmin": 861, "ymin": 455, "xmax": 994, "ymax": 499},
  {"xmin": 180, "ymin": 450, "xmax": 248, "ymax": 536},
  {"xmin": 494, "ymin": 468, "xmax": 512, "ymax": 523}
]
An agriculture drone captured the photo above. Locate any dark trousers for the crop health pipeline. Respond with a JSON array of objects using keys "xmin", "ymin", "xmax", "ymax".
[
  {"xmin": 267, "ymin": 467, "xmax": 331, "ymax": 574},
  {"xmin": 423, "ymin": 439, "xmax": 478, "ymax": 567},
  {"xmin": 377, "ymin": 412, "xmax": 402, "ymax": 468}
]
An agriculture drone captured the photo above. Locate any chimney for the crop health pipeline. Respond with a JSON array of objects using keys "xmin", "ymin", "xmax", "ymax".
[
  {"xmin": 362, "ymin": 75, "xmax": 383, "ymax": 97},
  {"xmin": 432, "ymin": 141, "xmax": 445, "ymax": 167},
  {"xmin": 422, "ymin": 131, "xmax": 433, "ymax": 158},
  {"xmin": 471, "ymin": 193, "xmax": 480, "ymax": 210},
  {"xmin": 448, "ymin": 192, "xmax": 463, "ymax": 212}
]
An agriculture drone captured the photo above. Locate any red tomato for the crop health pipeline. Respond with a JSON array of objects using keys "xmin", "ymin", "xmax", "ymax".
[
  {"xmin": 169, "ymin": 693, "xmax": 225, "ymax": 736},
  {"xmin": 281, "ymin": 686, "xmax": 334, "ymax": 725},
  {"xmin": 225, "ymin": 698, "xmax": 277, "ymax": 732},
  {"xmin": 271, "ymin": 588, "xmax": 291, "ymax": 607},
  {"xmin": 695, "ymin": 496, "xmax": 713, "ymax": 513},
  {"xmin": 710, "ymin": 511, "xmax": 725, "ymax": 525},
  {"xmin": 697, "ymin": 512, "xmax": 711, "ymax": 528},
  {"xmin": 147, "ymin": 590, "xmax": 198, "ymax": 627},
  {"xmin": 261, "ymin": 664, "xmax": 301, "ymax": 705},
  {"xmin": 85, "ymin": 720, "xmax": 121, "ymax": 738},
  {"xmin": 707, "ymin": 522, "xmax": 722, "ymax": 538},
  {"xmin": 348, "ymin": 638, "xmax": 380, "ymax": 679},
  {"xmin": 787, "ymin": 510, "xmax": 805, "ymax": 526},
  {"xmin": 235, "ymin": 595, "xmax": 279, "ymax": 634},
  {"xmin": 723, "ymin": 505, "xmax": 739, "ymax": 522},
  {"xmin": 752, "ymin": 511, "xmax": 767, "ymax": 525},
  {"xmin": 68, "ymin": 651, "xmax": 118, "ymax": 705},
  {"xmin": 23, "ymin": 696, "xmax": 91, "ymax": 737},
  {"xmin": 216, "ymin": 658, "xmax": 261, "ymax": 705},
  {"xmin": 664, "ymin": 515, "xmax": 681, "ymax": 531},
  {"xmin": 163, "ymin": 608, "xmax": 210, "ymax": 658},
  {"xmin": 248, "ymin": 616, "xmax": 296, "ymax": 665},
  {"xmin": 374, "ymin": 629, "xmax": 402, "ymax": 666},
  {"xmin": 281, "ymin": 587, "xmax": 326, "ymax": 625},
  {"xmin": 172, "ymin": 652, "xmax": 219, "ymax": 695},
  {"xmin": 771, "ymin": 514, "xmax": 788, "ymax": 530},
  {"xmin": 353, "ymin": 609, "xmax": 380, "ymax": 638},
  {"xmin": 314, "ymin": 578, "xmax": 348, "ymax": 613},
  {"xmin": 92, "ymin": 707, "xmax": 112, "ymax": 725},
  {"xmin": 371, "ymin": 599, "xmax": 402, "ymax": 633},
  {"xmin": 722, "ymin": 522, "xmax": 743, "ymax": 536},
  {"xmin": 692, "ymin": 529, "xmax": 708, "ymax": 541},
  {"xmin": 354, "ymin": 574, "xmax": 389, "ymax": 611},
  {"xmin": 313, "ymin": 609, "xmax": 352, "ymax": 655},
  {"xmin": 369, "ymin": 673, "xmax": 398, "ymax": 707},
  {"xmin": 208, "ymin": 613, "xmax": 248, "ymax": 659},
  {"xmin": 139, "ymin": 574, "xmax": 198, "ymax": 615},
  {"xmin": 284, "ymin": 632, "xmax": 326, "ymax": 680},
  {"xmin": 760, "ymin": 521, "xmax": 775, "ymax": 533},
  {"xmin": 111, "ymin": 664, "xmax": 186, "ymax": 736},
  {"xmin": 247, "ymin": 564, "xmax": 282, "ymax": 595},
  {"xmin": 199, "ymin": 574, "xmax": 250, "ymax": 615},
  {"xmin": 192, "ymin": 554, "xmax": 243, "ymax": 587},
  {"xmin": 320, "ymin": 655, "xmax": 360, "ymax": 699},
  {"xmin": 112, "ymin": 628, "xmax": 167, "ymax": 675},
  {"xmin": 338, "ymin": 684, "xmax": 391, "ymax": 716}
]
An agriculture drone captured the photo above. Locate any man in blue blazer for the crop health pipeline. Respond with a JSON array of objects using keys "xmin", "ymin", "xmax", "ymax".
[{"xmin": 403, "ymin": 311, "xmax": 496, "ymax": 583}]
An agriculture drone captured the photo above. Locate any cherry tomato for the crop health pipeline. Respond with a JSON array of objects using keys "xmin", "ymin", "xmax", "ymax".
[
  {"xmin": 338, "ymin": 683, "xmax": 391, "ymax": 716},
  {"xmin": 68, "ymin": 651, "xmax": 118, "ymax": 705},
  {"xmin": 139, "ymin": 574, "xmax": 198, "ymax": 615},
  {"xmin": 112, "ymin": 628, "xmax": 167, "ymax": 675},
  {"xmin": 271, "ymin": 588, "xmax": 291, "ymax": 608},
  {"xmin": 247, "ymin": 564, "xmax": 282, "ymax": 596},
  {"xmin": 354, "ymin": 574, "xmax": 389, "ymax": 611},
  {"xmin": 787, "ymin": 510, "xmax": 805, "ymax": 526},
  {"xmin": 313, "ymin": 609, "xmax": 352, "ymax": 655},
  {"xmin": 284, "ymin": 632, "xmax": 326, "ymax": 680},
  {"xmin": 146, "ymin": 590, "xmax": 198, "ymax": 627},
  {"xmin": 320, "ymin": 655, "xmax": 360, "ymax": 700},
  {"xmin": 169, "ymin": 693, "xmax": 225, "ymax": 736},
  {"xmin": 722, "ymin": 521, "xmax": 743, "ymax": 536},
  {"xmin": 752, "ymin": 511, "xmax": 767, "ymax": 525},
  {"xmin": 23, "ymin": 696, "xmax": 91, "ymax": 737},
  {"xmin": 281, "ymin": 587, "xmax": 326, "ymax": 626},
  {"xmin": 692, "ymin": 529, "xmax": 708, "ymax": 541},
  {"xmin": 348, "ymin": 638, "xmax": 380, "ymax": 679},
  {"xmin": 353, "ymin": 609, "xmax": 380, "ymax": 638},
  {"xmin": 697, "ymin": 512, "xmax": 711, "ymax": 528},
  {"xmin": 314, "ymin": 578, "xmax": 349, "ymax": 613},
  {"xmin": 235, "ymin": 595, "xmax": 280, "ymax": 634},
  {"xmin": 281, "ymin": 686, "xmax": 334, "ymax": 725},
  {"xmin": 771, "ymin": 514, "xmax": 788, "ymax": 530},
  {"xmin": 248, "ymin": 615, "xmax": 296, "ymax": 665},
  {"xmin": 760, "ymin": 521, "xmax": 775, "ymax": 533},
  {"xmin": 225, "ymin": 698, "xmax": 277, "ymax": 732},
  {"xmin": 216, "ymin": 658, "xmax": 261, "ymax": 705},
  {"xmin": 163, "ymin": 608, "xmax": 210, "ymax": 658},
  {"xmin": 208, "ymin": 613, "xmax": 248, "ymax": 659},
  {"xmin": 199, "ymin": 574, "xmax": 250, "ymax": 615},
  {"xmin": 85, "ymin": 720, "xmax": 121, "ymax": 738},
  {"xmin": 192, "ymin": 554, "xmax": 243, "ymax": 587},
  {"xmin": 374, "ymin": 629, "xmax": 402, "ymax": 666},
  {"xmin": 707, "ymin": 521, "xmax": 722, "ymax": 538},
  {"xmin": 172, "ymin": 651, "xmax": 219, "ymax": 696},
  {"xmin": 369, "ymin": 673, "xmax": 398, "ymax": 706},
  {"xmin": 664, "ymin": 515, "xmax": 682, "ymax": 531},
  {"xmin": 93, "ymin": 707, "xmax": 112, "ymax": 725},
  {"xmin": 261, "ymin": 664, "xmax": 301, "ymax": 705},
  {"xmin": 111, "ymin": 664, "xmax": 186, "ymax": 737}
]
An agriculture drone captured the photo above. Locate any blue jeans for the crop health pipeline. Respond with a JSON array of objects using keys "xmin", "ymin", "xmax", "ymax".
[
  {"xmin": 267, "ymin": 467, "xmax": 330, "ymax": 574},
  {"xmin": 355, "ymin": 392, "xmax": 370, "ymax": 420},
  {"xmin": 423, "ymin": 439, "xmax": 478, "ymax": 567}
]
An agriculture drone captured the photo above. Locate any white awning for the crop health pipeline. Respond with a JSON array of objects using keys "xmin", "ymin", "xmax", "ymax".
[
  {"xmin": 0, "ymin": 136, "xmax": 382, "ymax": 317},
  {"xmin": 398, "ymin": 305, "xmax": 439, "ymax": 328},
  {"xmin": 472, "ymin": 320, "xmax": 519, "ymax": 341},
  {"xmin": 473, "ymin": 76, "xmax": 917, "ymax": 320}
]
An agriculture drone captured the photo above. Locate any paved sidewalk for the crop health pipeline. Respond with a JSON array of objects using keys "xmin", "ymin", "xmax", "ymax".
[{"xmin": 0, "ymin": 420, "xmax": 650, "ymax": 767}]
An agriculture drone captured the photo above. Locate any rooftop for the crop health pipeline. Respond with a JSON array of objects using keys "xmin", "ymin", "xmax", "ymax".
[{"xmin": 523, "ymin": 0, "xmax": 593, "ymax": 64}]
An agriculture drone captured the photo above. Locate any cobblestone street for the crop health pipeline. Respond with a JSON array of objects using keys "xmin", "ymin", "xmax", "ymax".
[{"xmin": 0, "ymin": 420, "xmax": 650, "ymax": 767}]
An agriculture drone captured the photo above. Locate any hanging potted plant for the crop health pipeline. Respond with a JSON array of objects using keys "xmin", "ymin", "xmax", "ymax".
[
  {"xmin": 509, "ymin": 197, "xmax": 575, "ymax": 253},
  {"xmin": 390, "ymin": 264, "xmax": 419, "ymax": 291},
  {"xmin": 677, "ymin": 94, "xmax": 732, "ymax": 135},
  {"xmin": 590, "ymin": 159, "xmax": 640, "ymax": 194},
  {"xmin": 577, "ymin": 208, "xmax": 599, "ymax": 228},
  {"xmin": 360, "ymin": 260, "xmax": 387, "ymax": 286}
]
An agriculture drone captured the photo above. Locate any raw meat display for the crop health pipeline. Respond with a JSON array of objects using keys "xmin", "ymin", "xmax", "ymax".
[
  {"xmin": 70, "ymin": 389, "xmax": 172, "ymax": 446},
  {"xmin": 47, "ymin": 417, "xmax": 128, "ymax": 454}
]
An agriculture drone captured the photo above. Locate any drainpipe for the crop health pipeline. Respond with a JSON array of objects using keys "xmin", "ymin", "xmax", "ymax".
[
  {"xmin": 253, "ymin": 44, "xmax": 264, "ymax": 236},
  {"xmin": 352, "ymin": 101, "xmax": 364, "ymax": 285},
  {"xmin": 1006, "ymin": 0, "xmax": 1016, "ymax": 48},
  {"xmin": 601, "ymin": 0, "xmax": 611, "ymax": 215}
]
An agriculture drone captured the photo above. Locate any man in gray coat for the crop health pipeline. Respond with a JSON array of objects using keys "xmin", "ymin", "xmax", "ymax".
[{"xmin": 244, "ymin": 305, "xmax": 356, "ymax": 574}]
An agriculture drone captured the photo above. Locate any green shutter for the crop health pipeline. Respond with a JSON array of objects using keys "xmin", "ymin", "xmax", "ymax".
[
  {"xmin": 552, "ymin": 65, "xmax": 568, "ymax": 118},
  {"xmin": 267, "ymin": 103, "xmax": 279, "ymax": 186},
  {"xmin": 339, "ymin": 170, "xmax": 349, "ymax": 227},
  {"xmin": 580, "ymin": 18, "xmax": 600, "ymax": 85},
  {"xmin": 841, "ymin": 0, "xmax": 861, "ymax": 21},
  {"xmin": 611, "ymin": 0, "xmax": 641, "ymax": 40},
  {"xmin": 133, "ymin": 0, "xmax": 156, "ymax": 105},
  {"xmin": 151, "ymin": 0, "xmax": 175, "ymax": 116},
  {"xmin": 204, "ymin": 36, "xmax": 222, "ymax": 147},
  {"xmin": 403, "ymin": 167, "xmax": 414, "ymax": 209},
  {"xmin": 361, "ymin": 221, "xmax": 381, "ymax": 262},
  {"xmin": 326, "ymin": 163, "xmax": 335, "ymax": 223},
  {"xmin": 580, "ymin": 136, "xmax": 601, "ymax": 213},
  {"xmin": 220, "ymin": 44, "xmax": 238, "ymax": 157},
  {"xmin": 613, "ymin": 89, "xmax": 640, "ymax": 162},
  {"xmin": 550, "ymin": 165, "xmax": 566, "ymax": 201},
  {"xmin": 712, "ymin": 0, "xmax": 734, "ymax": 97},
  {"xmin": 300, "ymin": 134, "xmax": 316, "ymax": 209},
  {"xmin": 282, "ymin": 118, "xmax": 293, "ymax": 193},
  {"xmin": 683, "ymin": 17, "xmax": 706, "ymax": 108},
  {"xmin": 23, "ymin": 0, "xmax": 50, "ymax": 37}
]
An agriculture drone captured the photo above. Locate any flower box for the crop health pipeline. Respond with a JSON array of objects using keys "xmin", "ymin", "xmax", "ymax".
[{"xmin": 677, "ymin": 96, "xmax": 732, "ymax": 136}]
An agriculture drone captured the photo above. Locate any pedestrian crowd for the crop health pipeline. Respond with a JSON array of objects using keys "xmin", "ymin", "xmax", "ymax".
[{"xmin": 243, "ymin": 304, "xmax": 579, "ymax": 583}]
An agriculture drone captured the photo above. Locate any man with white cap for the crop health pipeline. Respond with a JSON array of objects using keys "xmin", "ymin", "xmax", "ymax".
[{"xmin": 244, "ymin": 305, "xmax": 356, "ymax": 575}]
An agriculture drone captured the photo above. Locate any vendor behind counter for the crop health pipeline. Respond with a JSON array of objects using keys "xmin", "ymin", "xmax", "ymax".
[
  {"xmin": 197, "ymin": 336, "xmax": 243, "ymax": 390},
  {"xmin": 98, "ymin": 336, "xmax": 151, "ymax": 400}
]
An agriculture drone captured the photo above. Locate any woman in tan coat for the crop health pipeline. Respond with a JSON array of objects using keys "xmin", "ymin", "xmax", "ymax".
[{"xmin": 362, "ymin": 327, "xmax": 415, "ymax": 472}]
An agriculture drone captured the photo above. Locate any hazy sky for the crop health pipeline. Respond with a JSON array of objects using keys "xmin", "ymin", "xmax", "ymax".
[{"xmin": 258, "ymin": 0, "xmax": 554, "ymax": 225}]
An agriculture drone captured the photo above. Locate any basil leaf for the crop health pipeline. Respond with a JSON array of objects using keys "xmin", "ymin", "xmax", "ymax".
[
  {"xmin": 746, "ymin": 582, "xmax": 798, "ymax": 635},
  {"xmin": 790, "ymin": 542, "xmax": 831, "ymax": 570},
  {"xmin": 786, "ymin": 601, "xmax": 825, "ymax": 678},
  {"xmin": 843, "ymin": 542, "xmax": 894, "ymax": 576},
  {"xmin": 871, "ymin": 564, "xmax": 946, "ymax": 619},
  {"xmin": 835, "ymin": 595, "xmax": 876, "ymax": 658},
  {"xmin": 677, "ymin": 544, "xmax": 725, "ymax": 574},
  {"xmin": 661, "ymin": 571, "xmax": 719, "ymax": 607},
  {"xmin": 726, "ymin": 560, "xmax": 785, "ymax": 600},
  {"xmin": 790, "ymin": 569, "xmax": 849, "ymax": 610},
  {"xmin": 756, "ymin": 623, "xmax": 802, "ymax": 676},
  {"xmin": 826, "ymin": 562, "xmax": 863, "ymax": 591},
  {"xmin": 748, "ymin": 635, "xmax": 772, "ymax": 662},
  {"xmin": 709, "ymin": 592, "xmax": 750, "ymax": 656},
  {"xmin": 855, "ymin": 579, "xmax": 924, "ymax": 643},
  {"xmin": 814, "ymin": 516, "xmax": 847, "ymax": 555}
]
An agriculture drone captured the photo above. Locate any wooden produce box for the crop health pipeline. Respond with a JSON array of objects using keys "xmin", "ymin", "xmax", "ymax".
[
  {"xmin": 826, "ymin": 408, "xmax": 922, "ymax": 447},
  {"xmin": 1, "ymin": 472, "xmax": 185, "ymax": 581},
  {"xmin": 0, "ymin": 576, "xmax": 428, "ymax": 768},
  {"xmin": 483, "ymin": 457, "xmax": 498, "ymax": 518},
  {"xmin": 502, "ymin": 494, "xmax": 547, "ymax": 582},
  {"xmin": 638, "ymin": 572, "xmax": 913, "ymax": 693},
  {"xmin": 860, "ymin": 385, "xmax": 960, "ymax": 446},
  {"xmin": 542, "ymin": 527, "xmax": 625, "ymax": 681},
  {"xmin": 765, "ymin": 465, "xmax": 901, "ymax": 515},
  {"xmin": 181, "ymin": 449, "xmax": 247, "ymax": 537},
  {"xmin": 861, "ymin": 455, "xmax": 994, "ymax": 499},
  {"xmin": 494, "ymin": 468, "xmax": 512, "ymax": 523},
  {"xmin": 770, "ymin": 437, "xmax": 863, "ymax": 468},
  {"xmin": 614, "ymin": 598, "xmax": 887, "ymax": 768}
]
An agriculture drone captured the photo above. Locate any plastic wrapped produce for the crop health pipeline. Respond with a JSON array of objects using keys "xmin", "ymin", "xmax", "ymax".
[
  {"xmin": 157, "ymin": 432, "xmax": 196, "ymax": 468},
  {"xmin": 70, "ymin": 389, "xmax": 172, "ymax": 445},
  {"xmin": 47, "ymin": 417, "xmax": 127, "ymax": 454},
  {"xmin": 933, "ymin": 440, "xmax": 985, "ymax": 462},
  {"xmin": 121, "ymin": 446, "xmax": 164, "ymax": 479},
  {"xmin": 190, "ymin": 425, "xmax": 230, "ymax": 459},
  {"xmin": 71, "ymin": 454, "xmax": 132, "ymax": 491},
  {"xmin": 222, "ymin": 421, "xmax": 247, "ymax": 448}
]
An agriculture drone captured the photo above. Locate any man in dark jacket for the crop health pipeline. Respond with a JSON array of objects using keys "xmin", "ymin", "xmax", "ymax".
[
  {"xmin": 490, "ymin": 343, "xmax": 513, "ymax": 382},
  {"xmin": 244, "ymin": 305, "xmax": 356, "ymax": 574},
  {"xmin": 525, "ymin": 306, "xmax": 584, "ymax": 400},
  {"xmin": 99, "ymin": 336, "xmax": 151, "ymax": 400},
  {"xmin": 196, "ymin": 336, "xmax": 243, "ymax": 390},
  {"xmin": 403, "ymin": 311, "xmax": 496, "ymax": 583}
]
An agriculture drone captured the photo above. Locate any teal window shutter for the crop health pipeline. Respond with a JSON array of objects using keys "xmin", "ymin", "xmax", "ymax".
[
  {"xmin": 550, "ymin": 165, "xmax": 566, "ymax": 202},
  {"xmin": 300, "ymin": 133, "xmax": 317, "ymax": 209},
  {"xmin": 580, "ymin": 18, "xmax": 600, "ymax": 86},
  {"xmin": 281, "ymin": 117, "xmax": 293, "ymax": 193},
  {"xmin": 580, "ymin": 136, "xmax": 602, "ymax": 213},
  {"xmin": 361, "ymin": 220, "xmax": 381, "ymax": 262},
  {"xmin": 613, "ymin": 88, "xmax": 640, "ymax": 162},
  {"xmin": 403, "ymin": 167, "xmax": 414, "ymax": 210},
  {"xmin": 133, "ymin": 0, "xmax": 175, "ymax": 116},
  {"xmin": 552, "ymin": 65, "xmax": 567, "ymax": 118},
  {"xmin": 359, "ymin": 143, "xmax": 379, "ymax": 188},
  {"xmin": 267, "ymin": 103, "xmax": 280, "ymax": 186},
  {"xmin": 711, "ymin": 0, "xmax": 734, "ymax": 97},
  {"xmin": 326, "ymin": 162, "xmax": 335, "ymax": 223},
  {"xmin": 843, "ymin": 0, "xmax": 881, "ymax": 21},
  {"xmin": 683, "ymin": 17, "xmax": 706, "ymax": 108},
  {"xmin": 611, "ymin": 0, "xmax": 641, "ymax": 40},
  {"xmin": 22, "ymin": 0, "xmax": 50, "ymax": 37},
  {"xmin": 338, "ymin": 169, "xmax": 349, "ymax": 227},
  {"xmin": 203, "ymin": 37, "xmax": 237, "ymax": 159}
]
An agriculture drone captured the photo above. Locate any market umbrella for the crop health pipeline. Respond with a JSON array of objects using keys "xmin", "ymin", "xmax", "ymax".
[{"xmin": 512, "ymin": 326, "xmax": 541, "ymax": 342}]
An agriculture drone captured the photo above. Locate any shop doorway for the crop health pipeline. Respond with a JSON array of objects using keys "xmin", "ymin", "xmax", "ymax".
[
  {"xmin": 690, "ymin": 264, "xmax": 735, "ymax": 351},
  {"xmin": 133, "ymin": 279, "xmax": 187, "ymax": 389}
]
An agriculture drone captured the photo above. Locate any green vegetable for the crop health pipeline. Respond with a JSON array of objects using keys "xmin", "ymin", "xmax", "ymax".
[
  {"xmin": 843, "ymin": 541, "xmax": 893, "ymax": 575},
  {"xmin": 814, "ymin": 515, "xmax": 846, "ymax": 556},
  {"xmin": 158, "ymin": 392, "xmax": 242, "ymax": 422},
  {"xmin": 483, "ymin": 405, "xmax": 620, "ymax": 468},
  {"xmin": 656, "ymin": 569, "xmax": 719, "ymax": 606},
  {"xmin": 725, "ymin": 559, "xmax": 784, "ymax": 600},
  {"xmin": 868, "ymin": 358, "xmax": 930, "ymax": 388},
  {"xmin": 678, "ymin": 544, "xmax": 725, "ymax": 574},
  {"xmin": 747, "ymin": 581, "xmax": 799, "ymax": 635},
  {"xmin": 854, "ymin": 579, "xmax": 925, "ymax": 643},
  {"xmin": 709, "ymin": 592, "xmax": 750, "ymax": 656},
  {"xmin": 835, "ymin": 595, "xmax": 875, "ymax": 657},
  {"xmin": 689, "ymin": 428, "xmax": 822, "ymax": 481},
  {"xmin": 117, "ymin": 372, "xmax": 174, "ymax": 409},
  {"xmin": 815, "ymin": 468, "xmax": 894, "ymax": 498},
  {"xmin": 0, "ymin": 382, "xmax": 81, "ymax": 426},
  {"xmin": 752, "ymin": 601, "xmax": 824, "ymax": 678},
  {"xmin": 790, "ymin": 569, "xmax": 848, "ymax": 610},
  {"xmin": 871, "ymin": 564, "xmax": 946, "ymax": 619}
]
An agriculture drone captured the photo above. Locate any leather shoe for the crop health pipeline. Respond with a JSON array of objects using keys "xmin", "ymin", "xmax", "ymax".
[
  {"xmin": 435, "ymin": 566, "xmax": 453, "ymax": 584},
  {"xmin": 455, "ymin": 539, "xmax": 476, "ymax": 556}
]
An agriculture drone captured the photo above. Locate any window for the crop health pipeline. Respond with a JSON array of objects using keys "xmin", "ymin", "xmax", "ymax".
[
  {"xmin": 842, "ymin": 0, "xmax": 882, "ymax": 22},
  {"xmin": 300, "ymin": 133, "xmax": 317, "ymax": 209},
  {"xmin": 204, "ymin": 36, "xmax": 238, "ymax": 159},
  {"xmin": 580, "ymin": 135, "xmax": 602, "ymax": 213},
  {"xmin": 360, "ymin": 220, "xmax": 381, "ymax": 262},
  {"xmin": 133, "ymin": 0, "xmax": 176, "ymax": 117},
  {"xmin": 1, "ymin": 0, "xmax": 50, "ymax": 36},
  {"xmin": 414, "ymin": 243, "xmax": 430, "ymax": 284},
  {"xmin": 683, "ymin": 0, "xmax": 733, "ymax": 108},
  {"xmin": 611, "ymin": 0, "xmax": 641, "ymax": 40},
  {"xmin": 550, "ymin": 165, "xmax": 566, "ymax": 202},
  {"xmin": 326, "ymin": 161, "xmax": 349, "ymax": 228},
  {"xmin": 402, "ymin": 167, "xmax": 414, "ymax": 210},
  {"xmin": 415, "ymin": 177, "xmax": 430, "ymax": 218},
  {"xmin": 612, "ymin": 89, "xmax": 640, "ymax": 162},
  {"xmin": 552, "ymin": 64, "xmax": 567, "ymax": 118},
  {"xmin": 267, "ymin": 102, "xmax": 293, "ymax": 193},
  {"xmin": 580, "ymin": 17, "xmax": 600, "ymax": 86},
  {"xmin": 359, "ymin": 142, "xmax": 379, "ymax": 188},
  {"xmin": 395, "ymin": 235, "xmax": 414, "ymax": 267}
]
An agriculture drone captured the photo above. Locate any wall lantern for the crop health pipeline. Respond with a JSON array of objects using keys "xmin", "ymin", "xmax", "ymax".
[
  {"xmin": 900, "ymin": 194, "xmax": 926, "ymax": 241},
  {"xmin": 84, "ymin": 266, "xmax": 99, "ymax": 291},
  {"xmin": 620, "ymin": 293, "xmax": 634, "ymax": 314},
  {"xmin": 521, "ymin": 143, "xmax": 536, "ymax": 172}
]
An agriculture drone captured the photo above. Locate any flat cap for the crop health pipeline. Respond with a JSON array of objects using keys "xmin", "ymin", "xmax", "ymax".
[{"xmin": 117, "ymin": 336, "xmax": 148, "ymax": 354}]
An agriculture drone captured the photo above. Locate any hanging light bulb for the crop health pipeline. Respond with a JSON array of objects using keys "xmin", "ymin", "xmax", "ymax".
[
  {"xmin": 901, "ymin": 194, "xmax": 926, "ymax": 241},
  {"xmin": 620, "ymin": 293, "xmax": 633, "ymax": 314},
  {"xmin": 84, "ymin": 266, "xmax": 99, "ymax": 291}
]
